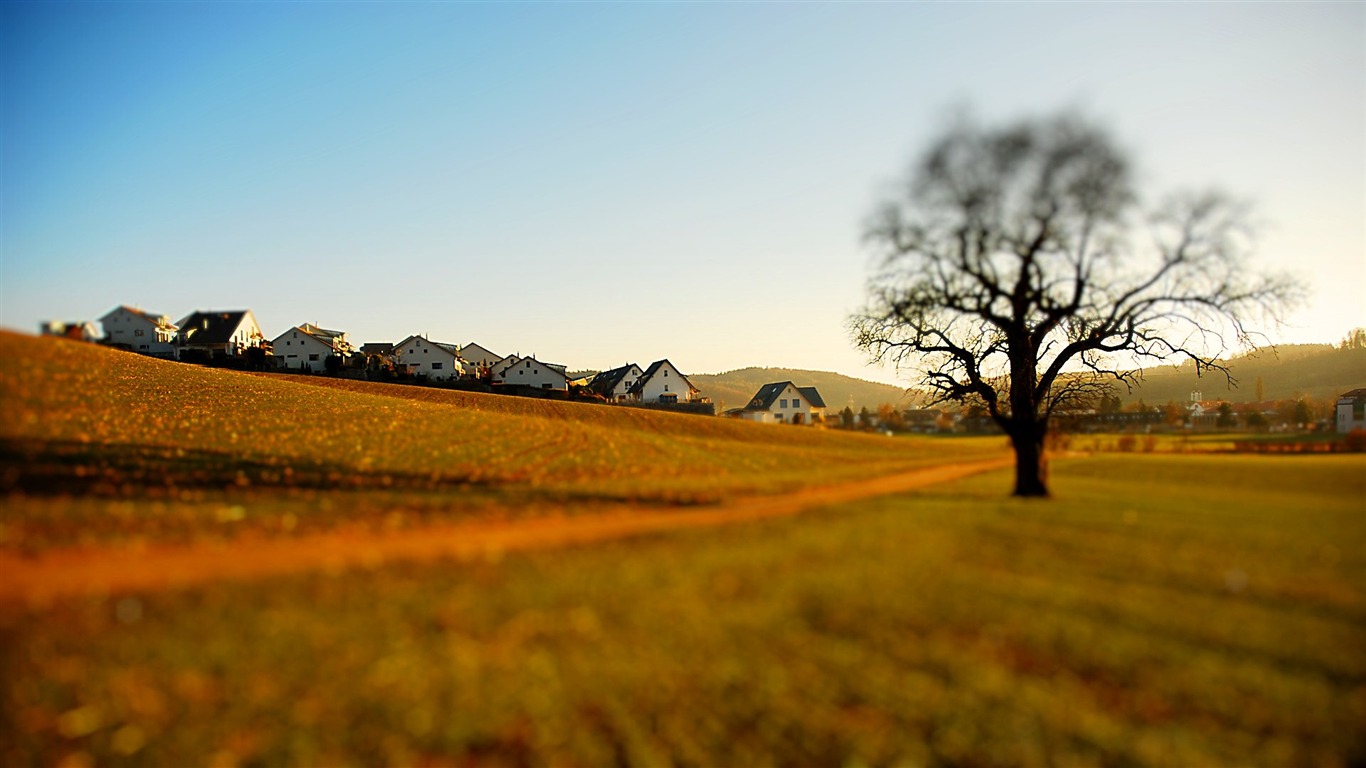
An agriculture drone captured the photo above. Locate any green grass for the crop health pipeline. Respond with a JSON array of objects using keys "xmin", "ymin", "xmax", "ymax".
[
  {"xmin": 1062, "ymin": 430, "xmax": 1349, "ymax": 454},
  {"xmin": 4, "ymin": 454, "xmax": 1362, "ymax": 765}
]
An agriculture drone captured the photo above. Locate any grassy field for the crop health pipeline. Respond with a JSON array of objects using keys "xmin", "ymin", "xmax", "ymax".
[
  {"xmin": 0, "ymin": 333, "xmax": 1004, "ymax": 552},
  {"xmin": 2, "ymin": 454, "xmax": 1362, "ymax": 765},
  {"xmin": 2, "ymin": 333, "xmax": 1363, "ymax": 765}
]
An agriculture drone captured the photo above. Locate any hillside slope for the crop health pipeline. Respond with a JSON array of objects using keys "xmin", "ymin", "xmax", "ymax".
[
  {"xmin": 692, "ymin": 344, "xmax": 1366, "ymax": 414},
  {"xmin": 1118, "ymin": 344, "xmax": 1366, "ymax": 405},
  {"xmin": 693, "ymin": 367, "xmax": 911, "ymax": 413},
  {"xmin": 0, "ymin": 333, "xmax": 1001, "ymax": 506}
]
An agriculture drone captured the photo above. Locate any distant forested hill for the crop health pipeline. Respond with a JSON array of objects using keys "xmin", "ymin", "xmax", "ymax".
[
  {"xmin": 691, "ymin": 368, "xmax": 912, "ymax": 413},
  {"xmin": 1117, "ymin": 344, "xmax": 1366, "ymax": 405},
  {"xmin": 690, "ymin": 344, "xmax": 1364, "ymax": 414}
]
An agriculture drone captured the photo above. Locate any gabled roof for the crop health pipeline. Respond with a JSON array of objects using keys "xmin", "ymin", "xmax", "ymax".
[
  {"xmin": 744, "ymin": 381, "xmax": 824, "ymax": 411},
  {"xmin": 495, "ymin": 355, "xmax": 569, "ymax": 383},
  {"xmin": 627, "ymin": 359, "xmax": 698, "ymax": 396},
  {"xmin": 177, "ymin": 310, "xmax": 256, "ymax": 345},
  {"xmin": 101, "ymin": 305, "xmax": 177, "ymax": 329},
  {"xmin": 274, "ymin": 323, "xmax": 348, "ymax": 350},
  {"xmin": 1339, "ymin": 388, "xmax": 1366, "ymax": 400},
  {"xmin": 460, "ymin": 342, "xmax": 502, "ymax": 361},
  {"xmin": 588, "ymin": 363, "xmax": 641, "ymax": 396},
  {"xmin": 797, "ymin": 386, "xmax": 827, "ymax": 409},
  {"xmin": 360, "ymin": 342, "xmax": 394, "ymax": 356},
  {"xmin": 745, "ymin": 381, "xmax": 798, "ymax": 411},
  {"xmin": 394, "ymin": 334, "xmax": 459, "ymax": 358}
]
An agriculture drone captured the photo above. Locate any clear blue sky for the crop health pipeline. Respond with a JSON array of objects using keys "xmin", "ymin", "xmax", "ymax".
[{"xmin": 2, "ymin": 2, "xmax": 1361, "ymax": 383}]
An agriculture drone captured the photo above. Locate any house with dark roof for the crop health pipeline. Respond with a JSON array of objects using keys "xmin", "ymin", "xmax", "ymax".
[
  {"xmin": 359, "ymin": 342, "xmax": 395, "ymax": 358},
  {"xmin": 588, "ymin": 363, "xmax": 645, "ymax": 402},
  {"xmin": 627, "ymin": 359, "xmax": 699, "ymax": 405},
  {"xmin": 99, "ymin": 305, "xmax": 178, "ymax": 357},
  {"xmin": 175, "ymin": 310, "xmax": 262, "ymax": 357},
  {"xmin": 738, "ymin": 381, "xmax": 827, "ymax": 425},
  {"xmin": 1337, "ymin": 388, "xmax": 1366, "ymax": 433},
  {"xmin": 272, "ymin": 323, "xmax": 354, "ymax": 372},
  {"xmin": 393, "ymin": 335, "xmax": 464, "ymax": 380}
]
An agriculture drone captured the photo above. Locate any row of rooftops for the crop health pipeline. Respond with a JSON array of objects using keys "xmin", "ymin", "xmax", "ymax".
[
  {"xmin": 69, "ymin": 305, "xmax": 831, "ymax": 412},
  {"xmin": 585, "ymin": 360, "xmax": 701, "ymax": 400}
]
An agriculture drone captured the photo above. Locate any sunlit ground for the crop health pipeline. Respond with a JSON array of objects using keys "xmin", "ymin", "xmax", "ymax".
[{"xmin": 2, "ymin": 334, "xmax": 1363, "ymax": 765}]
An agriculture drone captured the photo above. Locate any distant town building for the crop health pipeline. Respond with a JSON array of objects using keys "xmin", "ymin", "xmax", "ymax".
[
  {"xmin": 458, "ymin": 342, "xmax": 505, "ymax": 378},
  {"xmin": 272, "ymin": 323, "xmax": 353, "ymax": 372},
  {"xmin": 100, "ymin": 305, "xmax": 178, "ymax": 357},
  {"xmin": 1337, "ymin": 388, "xmax": 1366, "ymax": 433},
  {"xmin": 40, "ymin": 320, "xmax": 100, "ymax": 343},
  {"xmin": 393, "ymin": 335, "xmax": 464, "ymax": 380},
  {"xmin": 628, "ymin": 360, "xmax": 700, "ymax": 405},
  {"xmin": 175, "ymin": 310, "xmax": 265, "ymax": 358},
  {"xmin": 738, "ymin": 381, "xmax": 827, "ymax": 425},
  {"xmin": 589, "ymin": 363, "xmax": 646, "ymax": 402},
  {"xmin": 491, "ymin": 355, "xmax": 569, "ymax": 391}
]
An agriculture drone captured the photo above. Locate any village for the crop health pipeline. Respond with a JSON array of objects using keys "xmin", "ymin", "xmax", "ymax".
[
  {"xmin": 40, "ymin": 305, "xmax": 1366, "ymax": 438},
  {"xmin": 41, "ymin": 305, "xmax": 838, "ymax": 426}
]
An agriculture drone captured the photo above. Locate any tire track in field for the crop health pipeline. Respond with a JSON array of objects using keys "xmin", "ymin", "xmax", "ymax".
[{"xmin": 0, "ymin": 458, "xmax": 1013, "ymax": 606}]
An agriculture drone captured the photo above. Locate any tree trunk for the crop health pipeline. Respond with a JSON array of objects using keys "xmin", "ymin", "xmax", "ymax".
[{"xmin": 1008, "ymin": 425, "xmax": 1049, "ymax": 497}]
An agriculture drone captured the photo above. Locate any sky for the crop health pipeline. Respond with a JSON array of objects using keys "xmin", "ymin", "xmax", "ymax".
[{"xmin": 2, "ymin": 2, "xmax": 1362, "ymax": 385}]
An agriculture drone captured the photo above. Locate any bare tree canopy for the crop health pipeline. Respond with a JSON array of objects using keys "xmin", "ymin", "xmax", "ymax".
[{"xmin": 851, "ymin": 112, "xmax": 1302, "ymax": 497}]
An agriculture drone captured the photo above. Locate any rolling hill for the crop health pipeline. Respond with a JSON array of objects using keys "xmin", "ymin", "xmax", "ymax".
[
  {"xmin": 692, "ymin": 343, "xmax": 1366, "ymax": 415},
  {"xmin": 0, "ymin": 333, "xmax": 1002, "ymax": 522},
  {"xmin": 691, "ymin": 367, "xmax": 913, "ymax": 413},
  {"xmin": 1114, "ymin": 344, "xmax": 1366, "ymax": 405}
]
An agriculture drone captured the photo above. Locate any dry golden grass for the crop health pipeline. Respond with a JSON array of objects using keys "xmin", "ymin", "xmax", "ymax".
[{"xmin": 0, "ymin": 332, "xmax": 1006, "ymax": 551}]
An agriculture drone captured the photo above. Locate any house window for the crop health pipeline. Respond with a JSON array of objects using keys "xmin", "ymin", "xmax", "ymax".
[
  {"xmin": 780, "ymin": 399, "xmax": 788, "ymax": 408},
  {"xmin": 309, "ymin": 354, "xmax": 320, "ymax": 361},
  {"xmin": 664, "ymin": 384, "xmax": 669, "ymax": 392},
  {"xmin": 135, "ymin": 329, "xmax": 145, "ymax": 337},
  {"xmin": 432, "ymin": 362, "xmax": 443, "ymax": 370},
  {"xmin": 664, "ymin": 370, "xmax": 669, "ymax": 377},
  {"xmin": 794, "ymin": 399, "xmax": 801, "ymax": 408},
  {"xmin": 542, "ymin": 383, "xmax": 552, "ymax": 389},
  {"xmin": 519, "ymin": 369, "xmax": 524, "ymax": 376}
]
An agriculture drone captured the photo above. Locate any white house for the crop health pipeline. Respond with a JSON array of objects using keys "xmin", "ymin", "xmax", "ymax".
[
  {"xmin": 588, "ymin": 363, "xmax": 645, "ymax": 402},
  {"xmin": 459, "ymin": 342, "xmax": 504, "ymax": 378},
  {"xmin": 1337, "ymin": 388, "xmax": 1366, "ymax": 433},
  {"xmin": 100, "ymin": 305, "xmax": 178, "ymax": 357},
  {"xmin": 739, "ymin": 381, "xmax": 827, "ymax": 425},
  {"xmin": 40, "ymin": 320, "xmax": 101, "ymax": 343},
  {"xmin": 272, "ymin": 323, "xmax": 354, "ymax": 372},
  {"xmin": 393, "ymin": 335, "xmax": 464, "ymax": 380},
  {"xmin": 628, "ymin": 359, "xmax": 700, "ymax": 404},
  {"xmin": 176, "ymin": 310, "xmax": 264, "ymax": 357},
  {"xmin": 492, "ymin": 354, "xmax": 569, "ymax": 391}
]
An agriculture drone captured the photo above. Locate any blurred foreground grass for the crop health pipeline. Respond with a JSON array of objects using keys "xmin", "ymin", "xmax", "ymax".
[{"xmin": 4, "ymin": 453, "xmax": 1363, "ymax": 766}]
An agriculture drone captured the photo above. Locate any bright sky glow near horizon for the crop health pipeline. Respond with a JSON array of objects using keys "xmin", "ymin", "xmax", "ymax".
[{"xmin": 2, "ymin": 2, "xmax": 1362, "ymax": 385}]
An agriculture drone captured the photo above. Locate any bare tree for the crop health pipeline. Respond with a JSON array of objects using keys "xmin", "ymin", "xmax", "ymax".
[{"xmin": 851, "ymin": 112, "xmax": 1300, "ymax": 497}]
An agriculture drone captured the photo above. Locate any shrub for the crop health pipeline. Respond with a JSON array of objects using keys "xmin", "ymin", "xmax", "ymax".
[{"xmin": 1346, "ymin": 429, "xmax": 1366, "ymax": 453}]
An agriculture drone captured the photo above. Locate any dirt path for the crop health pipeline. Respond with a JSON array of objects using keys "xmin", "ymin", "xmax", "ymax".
[{"xmin": 0, "ymin": 458, "xmax": 1012, "ymax": 605}]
